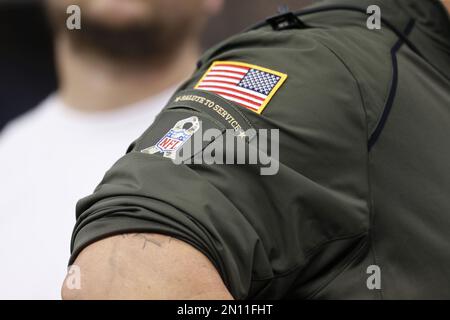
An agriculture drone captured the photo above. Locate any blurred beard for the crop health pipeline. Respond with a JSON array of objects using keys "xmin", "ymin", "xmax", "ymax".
[{"xmin": 47, "ymin": 6, "xmax": 199, "ymax": 68}]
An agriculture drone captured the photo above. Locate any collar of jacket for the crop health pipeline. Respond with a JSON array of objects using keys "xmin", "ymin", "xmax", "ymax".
[{"xmin": 305, "ymin": 0, "xmax": 450, "ymax": 78}]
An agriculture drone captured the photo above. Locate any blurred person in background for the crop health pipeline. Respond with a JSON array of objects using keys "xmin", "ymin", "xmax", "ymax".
[{"xmin": 0, "ymin": 0, "xmax": 222, "ymax": 299}]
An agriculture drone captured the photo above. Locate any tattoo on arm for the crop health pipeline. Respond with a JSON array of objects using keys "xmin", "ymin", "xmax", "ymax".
[{"xmin": 121, "ymin": 234, "xmax": 175, "ymax": 250}]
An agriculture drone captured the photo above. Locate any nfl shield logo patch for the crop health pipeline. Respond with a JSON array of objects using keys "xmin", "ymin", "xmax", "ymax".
[{"xmin": 142, "ymin": 116, "xmax": 200, "ymax": 159}]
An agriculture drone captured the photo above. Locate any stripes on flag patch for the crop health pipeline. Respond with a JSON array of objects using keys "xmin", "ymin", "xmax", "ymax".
[{"xmin": 195, "ymin": 61, "xmax": 288, "ymax": 114}]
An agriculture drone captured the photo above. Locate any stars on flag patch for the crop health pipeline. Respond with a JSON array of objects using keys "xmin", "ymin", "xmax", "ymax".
[{"xmin": 195, "ymin": 61, "xmax": 287, "ymax": 114}]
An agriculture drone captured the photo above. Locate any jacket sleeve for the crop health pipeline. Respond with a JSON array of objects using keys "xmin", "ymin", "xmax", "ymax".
[{"xmin": 70, "ymin": 27, "xmax": 370, "ymax": 299}]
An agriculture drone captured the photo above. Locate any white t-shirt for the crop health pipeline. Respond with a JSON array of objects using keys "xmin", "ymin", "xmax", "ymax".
[{"xmin": 0, "ymin": 89, "xmax": 174, "ymax": 299}]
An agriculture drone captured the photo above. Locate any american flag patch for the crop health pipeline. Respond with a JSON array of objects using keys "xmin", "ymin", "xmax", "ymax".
[{"xmin": 195, "ymin": 61, "xmax": 287, "ymax": 114}]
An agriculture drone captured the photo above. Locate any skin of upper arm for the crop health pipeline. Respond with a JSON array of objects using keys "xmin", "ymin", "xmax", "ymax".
[{"xmin": 61, "ymin": 234, "xmax": 234, "ymax": 300}]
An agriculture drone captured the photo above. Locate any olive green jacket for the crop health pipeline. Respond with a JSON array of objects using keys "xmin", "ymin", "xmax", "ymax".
[{"xmin": 70, "ymin": 0, "xmax": 450, "ymax": 299}]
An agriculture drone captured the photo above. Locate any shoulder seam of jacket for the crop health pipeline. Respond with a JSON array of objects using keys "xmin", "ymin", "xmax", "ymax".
[
  {"xmin": 368, "ymin": 19, "xmax": 416, "ymax": 150},
  {"xmin": 313, "ymin": 38, "xmax": 371, "ymax": 140}
]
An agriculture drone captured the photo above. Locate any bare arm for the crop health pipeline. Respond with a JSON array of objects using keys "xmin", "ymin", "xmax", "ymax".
[{"xmin": 61, "ymin": 234, "xmax": 233, "ymax": 300}]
